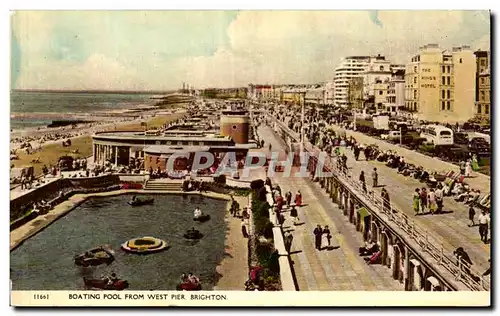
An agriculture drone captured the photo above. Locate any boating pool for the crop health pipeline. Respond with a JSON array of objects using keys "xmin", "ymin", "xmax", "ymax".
[{"xmin": 10, "ymin": 194, "xmax": 229, "ymax": 290}]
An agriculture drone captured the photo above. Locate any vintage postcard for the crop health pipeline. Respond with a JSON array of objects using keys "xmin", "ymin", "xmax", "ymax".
[{"xmin": 9, "ymin": 10, "xmax": 491, "ymax": 307}]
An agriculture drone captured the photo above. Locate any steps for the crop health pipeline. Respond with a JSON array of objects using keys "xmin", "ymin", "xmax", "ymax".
[{"xmin": 144, "ymin": 180, "xmax": 183, "ymax": 192}]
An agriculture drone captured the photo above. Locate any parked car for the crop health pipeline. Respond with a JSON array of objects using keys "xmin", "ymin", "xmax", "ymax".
[{"xmin": 381, "ymin": 130, "xmax": 401, "ymax": 142}]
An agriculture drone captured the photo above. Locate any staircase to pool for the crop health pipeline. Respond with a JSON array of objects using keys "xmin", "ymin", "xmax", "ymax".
[{"xmin": 144, "ymin": 179, "xmax": 183, "ymax": 192}]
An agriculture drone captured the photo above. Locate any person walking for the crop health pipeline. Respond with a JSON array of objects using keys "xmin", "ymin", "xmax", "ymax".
[
  {"xmin": 478, "ymin": 210, "xmax": 490, "ymax": 243},
  {"xmin": 468, "ymin": 206, "xmax": 476, "ymax": 227},
  {"xmin": 381, "ymin": 188, "xmax": 391, "ymax": 213},
  {"xmin": 435, "ymin": 185, "xmax": 444, "ymax": 213},
  {"xmin": 359, "ymin": 171, "xmax": 367, "ymax": 193},
  {"xmin": 290, "ymin": 205, "xmax": 299, "ymax": 225},
  {"xmin": 413, "ymin": 188, "xmax": 421, "ymax": 215},
  {"xmin": 420, "ymin": 187, "xmax": 428, "ymax": 214},
  {"xmin": 323, "ymin": 225, "xmax": 332, "ymax": 248},
  {"xmin": 428, "ymin": 188, "xmax": 437, "ymax": 215},
  {"xmin": 294, "ymin": 190, "xmax": 302, "ymax": 207},
  {"xmin": 241, "ymin": 219, "xmax": 249, "ymax": 238},
  {"xmin": 313, "ymin": 225, "xmax": 323, "ymax": 250},
  {"xmin": 372, "ymin": 168, "xmax": 378, "ymax": 188},
  {"xmin": 285, "ymin": 191, "xmax": 292, "ymax": 206},
  {"xmin": 465, "ymin": 159, "xmax": 472, "ymax": 178},
  {"xmin": 284, "ymin": 232, "xmax": 294, "ymax": 253}
]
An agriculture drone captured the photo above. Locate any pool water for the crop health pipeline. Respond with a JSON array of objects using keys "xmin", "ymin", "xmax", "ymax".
[{"xmin": 10, "ymin": 194, "xmax": 229, "ymax": 290}]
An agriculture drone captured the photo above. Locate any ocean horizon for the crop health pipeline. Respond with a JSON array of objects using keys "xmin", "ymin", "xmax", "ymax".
[{"xmin": 10, "ymin": 90, "xmax": 163, "ymax": 130}]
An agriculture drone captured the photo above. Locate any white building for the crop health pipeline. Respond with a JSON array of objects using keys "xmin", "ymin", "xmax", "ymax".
[
  {"xmin": 333, "ymin": 56, "xmax": 371, "ymax": 107},
  {"xmin": 361, "ymin": 55, "xmax": 393, "ymax": 101},
  {"xmin": 385, "ymin": 70, "xmax": 405, "ymax": 113}
]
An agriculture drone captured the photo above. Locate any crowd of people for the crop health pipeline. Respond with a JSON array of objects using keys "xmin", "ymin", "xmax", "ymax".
[{"xmin": 258, "ymin": 104, "xmax": 491, "ymax": 283}]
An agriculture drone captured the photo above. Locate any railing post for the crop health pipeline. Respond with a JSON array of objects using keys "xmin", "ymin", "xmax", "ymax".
[
  {"xmin": 438, "ymin": 246, "xmax": 444, "ymax": 265},
  {"xmin": 457, "ymin": 259, "xmax": 462, "ymax": 280}
]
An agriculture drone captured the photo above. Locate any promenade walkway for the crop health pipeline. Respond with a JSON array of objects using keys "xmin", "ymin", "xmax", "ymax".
[
  {"xmin": 258, "ymin": 126, "xmax": 402, "ymax": 291},
  {"xmin": 338, "ymin": 146, "xmax": 491, "ymax": 272},
  {"xmin": 328, "ymin": 126, "xmax": 490, "ymax": 193}
]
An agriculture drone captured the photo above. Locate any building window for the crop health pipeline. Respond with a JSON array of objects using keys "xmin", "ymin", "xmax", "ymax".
[
  {"xmin": 481, "ymin": 77, "xmax": 485, "ymax": 85},
  {"xmin": 414, "ymin": 66, "xmax": 417, "ymax": 73},
  {"xmin": 442, "ymin": 90, "xmax": 446, "ymax": 99},
  {"xmin": 485, "ymin": 105, "xmax": 489, "ymax": 114},
  {"xmin": 447, "ymin": 101, "xmax": 451, "ymax": 110},
  {"xmin": 414, "ymin": 90, "xmax": 417, "ymax": 99},
  {"xmin": 442, "ymin": 66, "xmax": 445, "ymax": 73},
  {"xmin": 459, "ymin": 58, "xmax": 463, "ymax": 63},
  {"xmin": 414, "ymin": 77, "xmax": 417, "ymax": 84},
  {"xmin": 379, "ymin": 91, "xmax": 383, "ymax": 95},
  {"xmin": 447, "ymin": 77, "xmax": 450, "ymax": 85},
  {"xmin": 380, "ymin": 66, "xmax": 384, "ymax": 71},
  {"xmin": 480, "ymin": 59, "xmax": 486, "ymax": 66},
  {"xmin": 477, "ymin": 104, "xmax": 482, "ymax": 114},
  {"xmin": 442, "ymin": 76, "xmax": 446, "ymax": 85},
  {"xmin": 447, "ymin": 90, "xmax": 450, "ymax": 99},
  {"xmin": 447, "ymin": 66, "xmax": 451, "ymax": 73},
  {"xmin": 441, "ymin": 101, "xmax": 445, "ymax": 110},
  {"xmin": 481, "ymin": 91, "xmax": 485, "ymax": 100}
]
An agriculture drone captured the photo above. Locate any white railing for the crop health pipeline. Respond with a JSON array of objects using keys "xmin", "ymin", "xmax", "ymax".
[{"xmin": 270, "ymin": 115, "xmax": 490, "ymax": 291}]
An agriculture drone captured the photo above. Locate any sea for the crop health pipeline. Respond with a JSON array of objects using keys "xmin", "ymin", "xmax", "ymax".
[{"xmin": 10, "ymin": 91, "xmax": 161, "ymax": 130}]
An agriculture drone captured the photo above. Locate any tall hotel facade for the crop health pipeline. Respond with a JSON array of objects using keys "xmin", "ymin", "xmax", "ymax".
[
  {"xmin": 404, "ymin": 44, "xmax": 476, "ymax": 123},
  {"xmin": 334, "ymin": 56, "xmax": 371, "ymax": 107}
]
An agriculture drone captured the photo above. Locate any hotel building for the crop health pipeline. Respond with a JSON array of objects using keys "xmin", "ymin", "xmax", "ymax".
[
  {"xmin": 474, "ymin": 50, "xmax": 490, "ymax": 118},
  {"xmin": 404, "ymin": 44, "xmax": 476, "ymax": 123}
]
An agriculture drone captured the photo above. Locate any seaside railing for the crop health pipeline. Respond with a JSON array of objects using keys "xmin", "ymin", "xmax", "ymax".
[{"xmin": 269, "ymin": 114, "xmax": 490, "ymax": 291}]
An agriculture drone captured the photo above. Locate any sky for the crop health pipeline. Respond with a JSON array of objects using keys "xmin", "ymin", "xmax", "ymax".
[{"xmin": 11, "ymin": 10, "xmax": 490, "ymax": 91}]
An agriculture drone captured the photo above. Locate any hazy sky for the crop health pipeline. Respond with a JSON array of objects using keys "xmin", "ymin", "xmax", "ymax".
[{"xmin": 11, "ymin": 10, "xmax": 490, "ymax": 91}]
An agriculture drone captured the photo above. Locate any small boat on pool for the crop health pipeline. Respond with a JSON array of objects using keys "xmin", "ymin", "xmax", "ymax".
[
  {"xmin": 74, "ymin": 246, "xmax": 115, "ymax": 267},
  {"xmin": 193, "ymin": 214, "xmax": 211, "ymax": 222},
  {"xmin": 184, "ymin": 228, "xmax": 203, "ymax": 240},
  {"xmin": 121, "ymin": 236, "xmax": 169, "ymax": 254},
  {"xmin": 177, "ymin": 274, "xmax": 202, "ymax": 291},
  {"xmin": 128, "ymin": 197, "xmax": 154, "ymax": 206},
  {"xmin": 83, "ymin": 277, "xmax": 129, "ymax": 291}
]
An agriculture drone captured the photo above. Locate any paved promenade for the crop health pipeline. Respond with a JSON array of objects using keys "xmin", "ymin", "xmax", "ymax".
[
  {"xmin": 329, "ymin": 126, "xmax": 490, "ymax": 193},
  {"xmin": 258, "ymin": 126, "xmax": 403, "ymax": 291},
  {"xmin": 338, "ymin": 146, "xmax": 491, "ymax": 272}
]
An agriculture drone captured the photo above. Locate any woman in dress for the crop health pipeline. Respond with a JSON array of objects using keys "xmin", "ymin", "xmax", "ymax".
[
  {"xmin": 413, "ymin": 188, "xmax": 421, "ymax": 215},
  {"xmin": 295, "ymin": 191, "xmax": 302, "ymax": 207},
  {"xmin": 322, "ymin": 225, "xmax": 333, "ymax": 248},
  {"xmin": 465, "ymin": 159, "xmax": 473, "ymax": 177},
  {"xmin": 428, "ymin": 188, "xmax": 437, "ymax": 215}
]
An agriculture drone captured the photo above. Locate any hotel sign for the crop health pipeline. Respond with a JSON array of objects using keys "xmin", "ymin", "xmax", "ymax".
[{"xmin": 420, "ymin": 69, "xmax": 436, "ymax": 88}]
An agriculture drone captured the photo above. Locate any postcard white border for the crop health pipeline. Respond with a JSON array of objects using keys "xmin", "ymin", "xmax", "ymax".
[{"xmin": 3, "ymin": 0, "xmax": 499, "ymax": 314}]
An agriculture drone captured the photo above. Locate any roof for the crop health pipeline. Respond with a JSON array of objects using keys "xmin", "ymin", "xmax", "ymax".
[{"xmin": 144, "ymin": 145, "xmax": 211, "ymax": 154}]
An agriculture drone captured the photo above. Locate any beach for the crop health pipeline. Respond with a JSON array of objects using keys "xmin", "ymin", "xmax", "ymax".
[{"xmin": 10, "ymin": 91, "xmax": 191, "ymax": 177}]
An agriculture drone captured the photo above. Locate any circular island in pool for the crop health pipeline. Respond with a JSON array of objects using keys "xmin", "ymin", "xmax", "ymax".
[{"xmin": 121, "ymin": 236, "xmax": 168, "ymax": 254}]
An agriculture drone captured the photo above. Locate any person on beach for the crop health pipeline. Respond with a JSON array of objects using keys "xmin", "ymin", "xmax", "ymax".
[
  {"xmin": 465, "ymin": 159, "xmax": 473, "ymax": 178},
  {"xmin": 313, "ymin": 225, "xmax": 323, "ymax": 250},
  {"xmin": 413, "ymin": 188, "xmax": 421, "ymax": 215}
]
